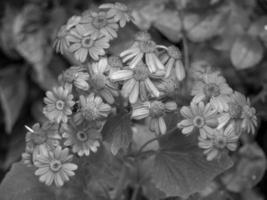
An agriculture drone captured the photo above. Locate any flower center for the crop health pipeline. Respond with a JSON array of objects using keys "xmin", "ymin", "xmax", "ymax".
[
  {"xmin": 167, "ymin": 46, "xmax": 181, "ymax": 59},
  {"xmin": 91, "ymin": 74, "xmax": 106, "ymax": 90},
  {"xmin": 56, "ymin": 100, "xmax": 65, "ymax": 110},
  {"xmin": 214, "ymin": 136, "xmax": 227, "ymax": 149},
  {"xmin": 76, "ymin": 131, "xmax": 88, "ymax": 142},
  {"xmin": 139, "ymin": 40, "xmax": 157, "ymax": 53},
  {"xmin": 82, "ymin": 103, "xmax": 99, "ymax": 121},
  {"xmin": 133, "ymin": 63, "xmax": 149, "ymax": 81},
  {"xmin": 149, "ymin": 101, "xmax": 165, "ymax": 117},
  {"xmin": 50, "ymin": 160, "xmax": 62, "ymax": 172},
  {"xmin": 32, "ymin": 133, "xmax": 47, "ymax": 145},
  {"xmin": 108, "ymin": 56, "xmax": 123, "ymax": 69},
  {"xmin": 82, "ymin": 37, "xmax": 94, "ymax": 48},
  {"xmin": 193, "ymin": 116, "xmax": 205, "ymax": 128},
  {"xmin": 204, "ymin": 83, "xmax": 220, "ymax": 97},
  {"xmin": 228, "ymin": 102, "xmax": 242, "ymax": 119},
  {"xmin": 92, "ymin": 14, "xmax": 107, "ymax": 29}
]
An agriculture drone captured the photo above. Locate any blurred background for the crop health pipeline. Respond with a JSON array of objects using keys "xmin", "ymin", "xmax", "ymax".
[{"xmin": 0, "ymin": 0, "xmax": 266, "ymax": 199}]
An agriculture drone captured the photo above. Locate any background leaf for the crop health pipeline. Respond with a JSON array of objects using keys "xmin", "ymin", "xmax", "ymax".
[{"xmin": 150, "ymin": 130, "xmax": 233, "ymax": 198}]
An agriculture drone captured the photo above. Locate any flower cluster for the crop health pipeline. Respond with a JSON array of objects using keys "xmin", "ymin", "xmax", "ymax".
[
  {"xmin": 177, "ymin": 68, "xmax": 257, "ymax": 161},
  {"xmin": 21, "ymin": 2, "xmax": 257, "ymax": 188}
]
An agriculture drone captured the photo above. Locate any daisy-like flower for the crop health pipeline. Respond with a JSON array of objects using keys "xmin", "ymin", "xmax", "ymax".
[
  {"xmin": 25, "ymin": 122, "xmax": 61, "ymax": 150},
  {"xmin": 62, "ymin": 120, "xmax": 101, "ymax": 156},
  {"xmin": 109, "ymin": 61, "xmax": 162, "ymax": 104},
  {"xmin": 191, "ymin": 72, "xmax": 233, "ymax": 112},
  {"xmin": 177, "ymin": 102, "xmax": 218, "ymax": 138},
  {"xmin": 99, "ymin": 2, "xmax": 131, "ymax": 27},
  {"xmin": 218, "ymin": 91, "xmax": 257, "ymax": 134},
  {"xmin": 66, "ymin": 15, "xmax": 81, "ymax": 30},
  {"xmin": 59, "ymin": 65, "xmax": 90, "ymax": 91},
  {"xmin": 53, "ymin": 25, "xmax": 69, "ymax": 55},
  {"xmin": 80, "ymin": 11, "xmax": 119, "ymax": 40},
  {"xmin": 88, "ymin": 57, "xmax": 119, "ymax": 104},
  {"xmin": 160, "ymin": 45, "xmax": 185, "ymax": 81},
  {"xmin": 67, "ymin": 26, "xmax": 110, "ymax": 62},
  {"xmin": 43, "ymin": 85, "xmax": 75, "ymax": 123},
  {"xmin": 198, "ymin": 124, "xmax": 239, "ymax": 161},
  {"xmin": 34, "ymin": 146, "xmax": 78, "ymax": 187},
  {"xmin": 74, "ymin": 93, "xmax": 112, "ymax": 125},
  {"xmin": 132, "ymin": 100, "xmax": 177, "ymax": 135},
  {"xmin": 120, "ymin": 32, "xmax": 166, "ymax": 73}
]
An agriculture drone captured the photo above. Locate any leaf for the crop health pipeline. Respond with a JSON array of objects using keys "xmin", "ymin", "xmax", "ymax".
[
  {"xmin": 0, "ymin": 162, "xmax": 55, "ymax": 200},
  {"xmin": 150, "ymin": 130, "xmax": 233, "ymax": 198},
  {"xmin": 0, "ymin": 67, "xmax": 27, "ymax": 133},
  {"xmin": 102, "ymin": 113, "xmax": 133, "ymax": 155},
  {"xmin": 230, "ymin": 35, "xmax": 263, "ymax": 70},
  {"xmin": 183, "ymin": 10, "xmax": 227, "ymax": 42},
  {"xmin": 153, "ymin": 9, "xmax": 182, "ymax": 42}
]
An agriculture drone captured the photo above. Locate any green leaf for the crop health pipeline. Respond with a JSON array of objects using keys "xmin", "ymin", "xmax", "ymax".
[
  {"xmin": 151, "ymin": 130, "xmax": 233, "ymax": 198},
  {"xmin": 230, "ymin": 35, "xmax": 263, "ymax": 70},
  {"xmin": 0, "ymin": 162, "xmax": 55, "ymax": 200},
  {"xmin": 102, "ymin": 113, "xmax": 133, "ymax": 155},
  {"xmin": 183, "ymin": 10, "xmax": 227, "ymax": 42},
  {"xmin": 0, "ymin": 67, "xmax": 27, "ymax": 133}
]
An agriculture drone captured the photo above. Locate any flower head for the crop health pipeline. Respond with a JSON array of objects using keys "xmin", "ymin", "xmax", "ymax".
[
  {"xmin": 74, "ymin": 93, "xmax": 112, "ymax": 125},
  {"xmin": 110, "ymin": 61, "xmax": 162, "ymax": 104},
  {"xmin": 191, "ymin": 72, "xmax": 233, "ymax": 112},
  {"xmin": 160, "ymin": 45, "xmax": 185, "ymax": 81},
  {"xmin": 120, "ymin": 32, "xmax": 165, "ymax": 73},
  {"xmin": 218, "ymin": 91, "xmax": 257, "ymax": 135},
  {"xmin": 132, "ymin": 100, "xmax": 177, "ymax": 134},
  {"xmin": 99, "ymin": 3, "xmax": 131, "ymax": 27},
  {"xmin": 67, "ymin": 26, "xmax": 110, "ymax": 62},
  {"xmin": 25, "ymin": 122, "xmax": 61, "ymax": 150},
  {"xmin": 59, "ymin": 66, "xmax": 89, "ymax": 91},
  {"xmin": 198, "ymin": 124, "xmax": 239, "ymax": 161},
  {"xmin": 34, "ymin": 146, "xmax": 78, "ymax": 187},
  {"xmin": 66, "ymin": 15, "xmax": 81, "ymax": 30},
  {"xmin": 88, "ymin": 57, "xmax": 119, "ymax": 104},
  {"xmin": 62, "ymin": 120, "xmax": 101, "ymax": 156},
  {"xmin": 80, "ymin": 11, "xmax": 119, "ymax": 40},
  {"xmin": 43, "ymin": 86, "xmax": 75, "ymax": 123},
  {"xmin": 177, "ymin": 102, "xmax": 218, "ymax": 138},
  {"xmin": 53, "ymin": 25, "xmax": 69, "ymax": 55}
]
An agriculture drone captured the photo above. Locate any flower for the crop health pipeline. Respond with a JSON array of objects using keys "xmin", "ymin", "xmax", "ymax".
[
  {"xmin": 74, "ymin": 93, "xmax": 112, "ymax": 125},
  {"xmin": 80, "ymin": 11, "xmax": 119, "ymax": 39},
  {"xmin": 43, "ymin": 85, "xmax": 75, "ymax": 123},
  {"xmin": 191, "ymin": 72, "xmax": 233, "ymax": 112},
  {"xmin": 110, "ymin": 61, "xmax": 162, "ymax": 104},
  {"xmin": 120, "ymin": 32, "xmax": 166, "ymax": 73},
  {"xmin": 160, "ymin": 45, "xmax": 185, "ymax": 81},
  {"xmin": 198, "ymin": 124, "xmax": 239, "ymax": 161},
  {"xmin": 62, "ymin": 120, "xmax": 101, "ymax": 156},
  {"xmin": 99, "ymin": 3, "xmax": 131, "ymax": 27},
  {"xmin": 132, "ymin": 100, "xmax": 177, "ymax": 135},
  {"xmin": 22, "ymin": 146, "xmax": 34, "ymax": 167},
  {"xmin": 177, "ymin": 102, "xmax": 218, "ymax": 138},
  {"xmin": 67, "ymin": 26, "xmax": 110, "ymax": 62},
  {"xmin": 59, "ymin": 65, "xmax": 90, "ymax": 91},
  {"xmin": 218, "ymin": 91, "xmax": 257, "ymax": 134},
  {"xmin": 53, "ymin": 25, "xmax": 69, "ymax": 54},
  {"xmin": 34, "ymin": 146, "xmax": 78, "ymax": 187},
  {"xmin": 88, "ymin": 57, "xmax": 119, "ymax": 104},
  {"xmin": 66, "ymin": 15, "xmax": 81, "ymax": 30},
  {"xmin": 25, "ymin": 122, "xmax": 61, "ymax": 150}
]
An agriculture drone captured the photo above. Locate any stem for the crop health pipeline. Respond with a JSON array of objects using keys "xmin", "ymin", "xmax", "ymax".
[
  {"xmin": 137, "ymin": 126, "xmax": 177, "ymax": 154},
  {"xmin": 130, "ymin": 185, "xmax": 140, "ymax": 200}
]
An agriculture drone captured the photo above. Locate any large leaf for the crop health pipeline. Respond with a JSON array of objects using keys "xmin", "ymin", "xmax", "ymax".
[
  {"xmin": 0, "ymin": 67, "xmax": 27, "ymax": 133},
  {"xmin": 150, "ymin": 130, "xmax": 233, "ymax": 198},
  {"xmin": 230, "ymin": 35, "xmax": 263, "ymax": 70},
  {"xmin": 102, "ymin": 113, "xmax": 133, "ymax": 155}
]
